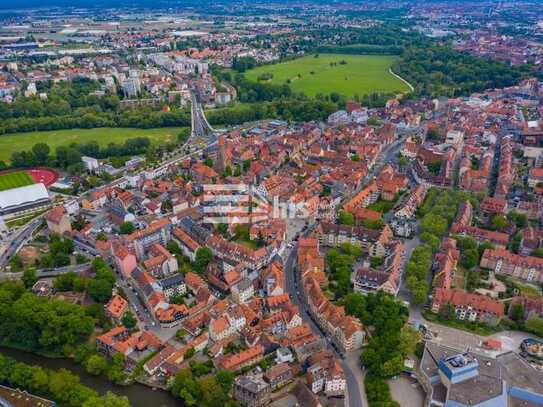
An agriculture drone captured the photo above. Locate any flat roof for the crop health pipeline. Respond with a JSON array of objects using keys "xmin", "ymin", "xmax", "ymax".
[{"xmin": 0, "ymin": 183, "xmax": 49, "ymax": 210}]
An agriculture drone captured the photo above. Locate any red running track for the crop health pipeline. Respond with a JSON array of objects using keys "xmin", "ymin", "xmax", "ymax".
[{"xmin": 27, "ymin": 168, "xmax": 59, "ymax": 187}]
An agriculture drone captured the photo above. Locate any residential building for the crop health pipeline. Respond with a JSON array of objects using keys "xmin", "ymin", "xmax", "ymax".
[
  {"xmin": 431, "ymin": 288, "xmax": 504, "ymax": 326},
  {"xmin": 351, "ymin": 240, "xmax": 404, "ymax": 296},
  {"xmin": 105, "ymin": 294, "xmax": 128, "ymax": 324},
  {"xmin": 143, "ymin": 243, "xmax": 178, "ymax": 278},
  {"xmin": 232, "ymin": 278, "xmax": 254, "ymax": 304},
  {"xmin": 233, "ymin": 373, "xmax": 271, "ymax": 407},
  {"xmin": 125, "ymin": 218, "xmax": 171, "ymax": 259},
  {"xmin": 264, "ymin": 363, "xmax": 294, "ymax": 390},
  {"xmin": 480, "ymin": 248, "xmax": 543, "ymax": 283},
  {"xmin": 480, "ymin": 197, "xmax": 508, "ymax": 217},
  {"xmin": 173, "ymin": 227, "xmax": 200, "ymax": 261},
  {"xmin": 112, "ymin": 241, "xmax": 137, "ymax": 278},
  {"xmin": 209, "ymin": 316, "xmax": 234, "ymax": 342},
  {"xmin": 509, "ymin": 295, "xmax": 543, "ymax": 321},
  {"xmin": 306, "ymin": 351, "xmax": 346, "ymax": 397},
  {"xmin": 44, "ymin": 205, "xmax": 71, "ymax": 235},
  {"xmin": 216, "ymin": 345, "xmax": 264, "ymax": 371},
  {"xmin": 394, "ymin": 185, "xmax": 427, "ymax": 219},
  {"xmin": 317, "ymin": 222, "xmax": 392, "ymax": 258},
  {"xmin": 528, "ymin": 167, "xmax": 543, "ymax": 188},
  {"xmin": 159, "ymin": 273, "xmax": 186, "ymax": 300}
]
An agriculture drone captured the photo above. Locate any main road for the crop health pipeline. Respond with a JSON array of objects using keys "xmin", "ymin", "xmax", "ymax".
[{"xmin": 0, "ymin": 217, "xmax": 43, "ymax": 269}]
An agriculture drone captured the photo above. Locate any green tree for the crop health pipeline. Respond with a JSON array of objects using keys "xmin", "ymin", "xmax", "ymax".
[
  {"xmin": 526, "ymin": 318, "xmax": 543, "ymax": 337},
  {"xmin": 87, "ymin": 279, "xmax": 113, "ymax": 303},
  {"xmin": 398, "ymin": 153, "xmax": 408, "ymax": 168},
  {"xmin": 185, "ymin": 347, "xmax": 196, "ymax": 360},
  {"xmin": 193, "ymin": 247, "xmax": 213, "ymax": 274},
  {"xmin": 420, "ymin": 232, "xmax": 440, "ymax": 252},
  {"xmin": 82, "ymin": 392, "xmax": 131, "ymax": 407},
  {"xmin": 507, "ymin": 210, "xmax": 527, "ymax": 228},
  {"xmin": 338, "ymin": 210, "xmax": 355, "ymax": 225},
  {"xmin": 420, "ymin": 213, "xmax": 448, "ymax": 237},
  {"xmin": 362, "ymin": 218, "xmax": 384, "ymax": 230},
  {"xmin": 32, "ymin": 143, "xmax": 50, "ymax": 165},
  {"xmin": 106, "ymin": 353, "xmax": 127, "ymax": 384},
  {"xmin": 492, "ymin": 215, "xmax": 508, "ymax": 231},
  {"xmin": 9, "ymin": 254, "xmax": 23, "ymax": 272},
  {"xmin": 439, "ymin": 302, "xmax": 456, "ymax": 320},
  {"xmin": 22, "ymin": 268, "xmax": 38, "ymax": 289},
  {"xmin": 85, "ymin": 354, "xmax": 108, "ymax": 376},
  {"xmin": 122, "ymin": 311, "xmax": 137, "ymax": 329},
  {"xmin": 119, "ymin": 222, "xmax": 135, "ymax": 235},
  {"xmin": 460, "ymin": 248, "xmax": 479, "ymax": 270},
  {"xmin": 510, "ymin": 303, "xmax": 524, "ymax": 322}
]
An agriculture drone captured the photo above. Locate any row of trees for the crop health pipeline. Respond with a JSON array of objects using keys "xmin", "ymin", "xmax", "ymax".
[
  {"xmin": 405, "ymin": 245, "xmax": 433, "ymax": 305},
  {"xmin": 0, "ymin": 353, "xmax": 130, "ymax": 407},
  {"xmin": 0, "ymin": 107, "xmax": 191, "ymax": 135},
  {"xmin": 10, "ymin": 137, "xmax": 152, "ymax": 173},
  {"xmin": 343, "ymin": 292, "xmax": 416, "ymax": 407},
  {"xmin": 316, "ymin": 44, "xmax": 405, "ymax": 55},
  {"xmin": 207, "ymin": 97, "xmax": 339, "ymax": 125},
  {"xmin": 406, "ymin": 188, "xmax": 478, "ymax": 303}
]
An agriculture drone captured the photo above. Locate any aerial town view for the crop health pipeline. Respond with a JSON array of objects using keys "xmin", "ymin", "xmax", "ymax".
[{"xmin": 2, "ymin": 0, "xmax": 543, "ymax": 406}]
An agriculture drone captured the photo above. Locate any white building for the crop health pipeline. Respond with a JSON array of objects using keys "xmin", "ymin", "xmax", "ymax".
[
  {"xmin": 82, "ymin": 156, "xmax": 100, "ymax": 172},
  {"xmin": 122, "ymin": 77, "xmax": 141, "ymax": 97},
  {"xmin": 275, "ymin": 347, "xmax": 294, "ymax": 364},
  {"xmin": 24, "ymin": 82, "xmax": 37, "ymax": 97},
  {"xmin": 0, "ymin": 183, "xmax": 50, "ymax": 219}
]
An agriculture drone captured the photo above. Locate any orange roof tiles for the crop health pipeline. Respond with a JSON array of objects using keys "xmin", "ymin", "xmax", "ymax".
[{"xmin": 105, "ymin": 295, "xmax": 128, "ymax": 320}]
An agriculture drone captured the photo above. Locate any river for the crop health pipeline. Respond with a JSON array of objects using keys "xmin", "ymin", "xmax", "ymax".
[{"xmin": 0, "ymin": 347, "xmax": 181, "ymax": 407}]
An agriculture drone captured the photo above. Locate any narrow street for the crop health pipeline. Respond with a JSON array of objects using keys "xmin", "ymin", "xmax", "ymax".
[{"xmin": 283, "ymin": 240, "xmax": 367, "ymax": 407}]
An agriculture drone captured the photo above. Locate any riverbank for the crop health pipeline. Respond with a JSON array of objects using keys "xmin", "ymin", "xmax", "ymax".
[{"xmin": 0, "ymin": 346, "xmax": 179, "ymax": 407}]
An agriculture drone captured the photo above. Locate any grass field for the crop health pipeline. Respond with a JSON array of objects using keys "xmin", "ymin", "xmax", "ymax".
[
  {"xmin": 245, "ymin": 54, "xmax": 411, "ymax": 97},
  {"xmin": 0, "ymin": 127, "xmax": 187, "ymax": 163},
  {"xmin": 0, "ymin": 171, "xmax": 35, "ymax": 191}
]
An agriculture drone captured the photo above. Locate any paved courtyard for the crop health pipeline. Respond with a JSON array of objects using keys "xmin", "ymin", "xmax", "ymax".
[{"xmin": 389, "ymin": 375, "xmax": 425, "ymax": 407}]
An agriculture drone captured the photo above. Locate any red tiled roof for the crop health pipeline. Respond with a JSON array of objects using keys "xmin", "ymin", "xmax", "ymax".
[
  {"xmin": 434, "ymin": 288, "xmax": 504, "ymax": 317},
  {"xmin": 44, "ymin": 206, "xmax": 66, "ymax": 224},
  {"xmin": 105, "ymin": 295, "xmax": 128, "ymax": 319}
]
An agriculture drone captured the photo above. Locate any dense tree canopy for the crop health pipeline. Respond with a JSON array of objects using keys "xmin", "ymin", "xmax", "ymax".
[
  {"xmin": 0, "ymin": 353, "xmax": 129, "ymax": 407},
  {"xmin": 0, "ymin": 281, "xmax": 94, "ymax": 355}
]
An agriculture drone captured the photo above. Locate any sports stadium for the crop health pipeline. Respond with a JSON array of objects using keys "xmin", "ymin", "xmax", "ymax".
[{"xmin": 0, "ymin": 168, "xmax": 59, "ymax": 218}]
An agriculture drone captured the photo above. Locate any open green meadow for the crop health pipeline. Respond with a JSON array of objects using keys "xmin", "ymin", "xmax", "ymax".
[
  {"xmin": 0, "ymin": 171, "xmax": 35, "ymax": 191},
  {"xmin": 245, "ymin": 54, "xmax": 411, "ymax": 97},
  {"xmin": 0, "ymin": 127, "xmax": 186, "ymax": 163}
]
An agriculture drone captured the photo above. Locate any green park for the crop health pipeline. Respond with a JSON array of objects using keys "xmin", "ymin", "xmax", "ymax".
[
  {"xmin": 244, "ymin": 54, "xmax": 412, "ymax": 98},
  {"xmin": 0, "ymin": 127, "xmax": 186, "ymax": 163}
]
